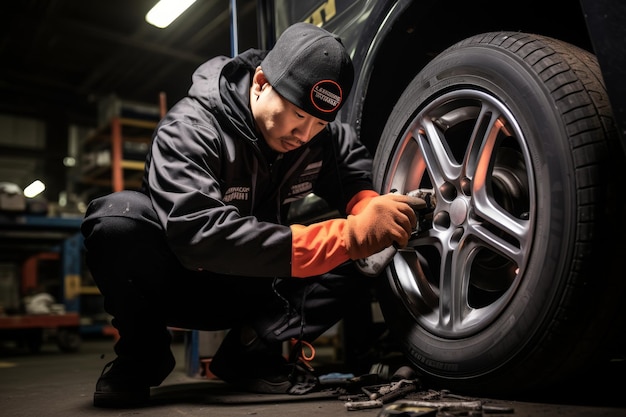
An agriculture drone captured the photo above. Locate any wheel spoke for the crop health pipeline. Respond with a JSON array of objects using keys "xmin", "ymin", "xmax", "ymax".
[{"xmin": 415, "ymin": 117, "xmax": 460, "ymax": 185}]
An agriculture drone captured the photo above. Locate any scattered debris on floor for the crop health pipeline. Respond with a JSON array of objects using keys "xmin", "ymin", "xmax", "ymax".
[{"xmin": 322, "ymin": 364, "xmax": 515, "ymax": 416}]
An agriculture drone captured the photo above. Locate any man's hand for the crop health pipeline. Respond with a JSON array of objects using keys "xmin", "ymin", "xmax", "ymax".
[{"xmin": 343, "ymin": 193, "xmax": 426, "ymax": 260}]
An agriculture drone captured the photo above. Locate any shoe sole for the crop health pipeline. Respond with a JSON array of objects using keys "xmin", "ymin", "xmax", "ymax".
[{"xmin": 93, "ymin": 389, "xmax": 149, "ymax": 408}]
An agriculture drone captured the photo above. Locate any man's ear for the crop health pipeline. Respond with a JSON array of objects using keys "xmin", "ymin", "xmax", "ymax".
[{"xmin": 252, "ymin": 67, "xmax": 269, "ymax": 93}]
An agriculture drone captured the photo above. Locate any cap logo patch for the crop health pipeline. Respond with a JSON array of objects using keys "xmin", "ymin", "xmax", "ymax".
[{"xmin": 311, "ymin": 80, "xmax": 342, "ymax": 114}]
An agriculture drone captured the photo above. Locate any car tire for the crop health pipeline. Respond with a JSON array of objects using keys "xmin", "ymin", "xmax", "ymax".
[{"xmin": 372, "ymin": 31, "xmax": 626, "ymax": 396}]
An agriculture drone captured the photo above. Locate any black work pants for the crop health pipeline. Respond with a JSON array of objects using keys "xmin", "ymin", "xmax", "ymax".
[{"xmin": 81, "ymin": 191, "xmax": 371, "ymax": 377}]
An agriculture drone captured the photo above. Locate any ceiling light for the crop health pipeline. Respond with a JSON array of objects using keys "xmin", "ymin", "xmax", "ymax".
[
  {"xmin": 24, "ymin": 180, "xmax": 45, "ymax": 198},
  {"xmin": 146, "ymin": 0, "xmax": 197, "ymax": 29}
]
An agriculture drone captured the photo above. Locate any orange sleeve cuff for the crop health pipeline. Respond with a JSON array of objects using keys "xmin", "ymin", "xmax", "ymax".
[
  {"xmin": 290, "ymin": 219, "xmax": 350, "ymax": 278},
  {"xmin": 346, "ymin": 189, "xmax": 379, "ymax": 215}
]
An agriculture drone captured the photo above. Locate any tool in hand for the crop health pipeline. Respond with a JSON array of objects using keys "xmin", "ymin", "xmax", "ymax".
[{"xmin": 355, "ymin": 188, "xmax": 436, "ymax": 277}]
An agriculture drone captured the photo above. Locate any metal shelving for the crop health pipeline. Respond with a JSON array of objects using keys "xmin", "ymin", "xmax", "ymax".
[
  {"xmin": 0, "ymin": 214, "xmax": 85, "ymax": 352},
  {"xmin": 80, "ymin": 93, "xmax": 167, "ymax": 194},
  {"xmin": 80, "ymin": 117, "xmax": 157, "ymax": 192}
]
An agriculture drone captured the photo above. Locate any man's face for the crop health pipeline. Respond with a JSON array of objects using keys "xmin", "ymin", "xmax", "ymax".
[{"xmin": 251, "ymin": 70, "xmax": 329, "ymax": 153}]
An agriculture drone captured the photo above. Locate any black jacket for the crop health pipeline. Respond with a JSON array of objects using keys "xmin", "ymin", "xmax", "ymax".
[{"xmin": 142, "ymin": 48, "xmax": 374, "ymax": 278}]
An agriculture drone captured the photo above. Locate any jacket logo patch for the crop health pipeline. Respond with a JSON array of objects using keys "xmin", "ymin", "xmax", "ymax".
[
  {"xmin": 291, "ymin": 181, "xmax": 313, "ymax": 196},
  {"xmin": 284, "ymin": 161, "xmax": 322, "ymax": 203},
  {"xmin": 224, "ymin": 186, "xmax": 250, "ymax": 202}
]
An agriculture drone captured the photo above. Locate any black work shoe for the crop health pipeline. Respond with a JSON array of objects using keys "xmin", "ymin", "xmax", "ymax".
[
  {"xmin": 93, "ymin": 359, "xmax": 150, "ymax": 408},
  {"xmin": 93, "ymin": 355, "xmax": 175, "ymax": 408},
  {"xmin": 209, "ymin": 327, "xmax": 319, "ymax": 395}
]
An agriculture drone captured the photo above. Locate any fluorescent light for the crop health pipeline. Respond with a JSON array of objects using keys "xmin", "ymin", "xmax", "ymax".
[
  {"xmin": 146, "ymin": 0, "xmax": 197, "ymax": 28},
  {"xmin": 24, "ymin": 180, "xmax": 45, "ymax": 198}
]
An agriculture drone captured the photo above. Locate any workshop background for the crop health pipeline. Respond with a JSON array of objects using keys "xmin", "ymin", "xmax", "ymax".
[
  {"xmin": 0, "ymin": 0, "xmax": 261, "ymax": 352},
  {"xmin": 2, "ymin": 2, "xmax": 626, "ymax": 417}
]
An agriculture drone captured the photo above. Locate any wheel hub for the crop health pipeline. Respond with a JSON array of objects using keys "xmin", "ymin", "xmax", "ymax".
[{"xmin": 450, "ymin": 198, "xmax": 468, "ymax": 226}]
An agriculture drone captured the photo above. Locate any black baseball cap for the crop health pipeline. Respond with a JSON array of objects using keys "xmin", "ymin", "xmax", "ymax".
[{"xmin": 261, "ymin": 22, "xmax": 354, "ymax": 122}]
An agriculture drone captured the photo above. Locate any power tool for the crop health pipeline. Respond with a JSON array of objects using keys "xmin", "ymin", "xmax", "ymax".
[{"xmin": 355, "ymin": 189, "xmax": 436, "ymax": 277}]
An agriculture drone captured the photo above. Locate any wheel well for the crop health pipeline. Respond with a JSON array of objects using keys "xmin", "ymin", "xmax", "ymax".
[{"xmin": 358, "ymin": 0, "xmax": 593, "ymax": 154}]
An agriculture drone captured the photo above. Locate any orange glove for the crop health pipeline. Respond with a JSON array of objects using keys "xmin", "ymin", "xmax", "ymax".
[
  {"xmin": 343, "ymin": 194, "xmax": 426, "ymax": 260},
  {"xmin": 346, "ymin": 189, "xmax": 379, "ymax": 215},
  {"xmin": 291, "ymin": 219, "xmax": 349, "ymax": 277},
  {"xmin": 290, "ymin": 193, "xmax": 425, "ymax": 278},
  {"xmin": 289, "ymin": 189, "xmax": 379, "ymax": 278}
]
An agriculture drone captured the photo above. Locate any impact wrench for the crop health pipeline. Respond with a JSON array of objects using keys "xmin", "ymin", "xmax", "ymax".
[{"xmin": 355, "ymin": 189, "xmax": 436, "ymax": 277}]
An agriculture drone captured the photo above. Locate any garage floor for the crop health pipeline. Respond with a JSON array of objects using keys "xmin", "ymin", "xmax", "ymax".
[{"xmin": 1, "ymin": 335, "xmax": 625, "ymax": 417}]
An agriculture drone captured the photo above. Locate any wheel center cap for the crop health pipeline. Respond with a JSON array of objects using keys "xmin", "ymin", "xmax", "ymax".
[{"xmin": 450, "ymin": 198, "xmax": 468, "ymax": 226}]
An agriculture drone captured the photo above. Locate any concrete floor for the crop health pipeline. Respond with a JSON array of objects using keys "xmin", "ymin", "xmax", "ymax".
[{"xmin": 1, "ymin": 336, "xmax": 625, "ymax": 417}]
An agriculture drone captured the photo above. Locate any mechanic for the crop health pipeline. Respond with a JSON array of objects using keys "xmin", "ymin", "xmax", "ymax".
[{"xmin": 81, "ymin": 22, "xmax": 423, "ymax": 408}]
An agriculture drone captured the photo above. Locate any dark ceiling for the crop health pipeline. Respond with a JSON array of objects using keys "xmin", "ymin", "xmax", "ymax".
[{"xmin": 1, "ymin": 0, "xmax": 260, "ymax": 127}]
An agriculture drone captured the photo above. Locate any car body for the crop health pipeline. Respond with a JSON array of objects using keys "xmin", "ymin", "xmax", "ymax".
[{"xmin": 255, "ymin": 0, "xmax": 626, "ymax": 396}]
